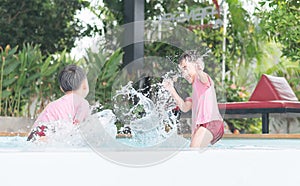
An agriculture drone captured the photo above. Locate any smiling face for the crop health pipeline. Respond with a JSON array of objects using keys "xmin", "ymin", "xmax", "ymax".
[{"xmin": 178, "ymin": 59, "xmax": 197, "ymax": 84}]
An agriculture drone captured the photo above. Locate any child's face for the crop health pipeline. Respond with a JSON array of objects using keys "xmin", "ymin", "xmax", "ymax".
[
  {"xmin": 80, "ymin": 78, "xmax": 89, "ymax": 98},
  {"xmin": 179, "ymin": 59, "xmax": 197, "ymax": 84}
]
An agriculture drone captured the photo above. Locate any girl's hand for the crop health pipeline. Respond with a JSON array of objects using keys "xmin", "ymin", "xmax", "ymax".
[
  {"xmin": 39, "ymin": 136, "xmax": 48, "ymax": 142},
  {"xmin": 162, "ymin": 78, "xmax": 174, "ymax": 92}
]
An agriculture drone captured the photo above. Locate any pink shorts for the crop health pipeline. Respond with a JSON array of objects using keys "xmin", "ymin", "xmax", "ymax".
[{"xmin": 193, "ymin": 120, "xmax": 224, "ymax": 145}]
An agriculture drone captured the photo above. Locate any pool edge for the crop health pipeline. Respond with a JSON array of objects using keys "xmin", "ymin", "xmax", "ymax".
[{"xmin": 2, "ymin": 132, "xmax": 300, "ymax": 139}]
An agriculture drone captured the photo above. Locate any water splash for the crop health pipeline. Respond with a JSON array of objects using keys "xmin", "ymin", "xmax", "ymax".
[
  {"xmin": 26, "ymin": 109, "xmax": 118, "ymax": 149},
  {"xmin": 113, "ymin": 80, "xmax": 180, "ymax": 147},
  {"xmin": 162, "ymin": 70, "xmax": 182, "ymax": 83},
  {"xmin": 26, "ymin": 71, "xmax": 186, "ymax": 149},
  {"xmin": 24, "ymin": 120, "xmax": 87, "ymax": 150}
]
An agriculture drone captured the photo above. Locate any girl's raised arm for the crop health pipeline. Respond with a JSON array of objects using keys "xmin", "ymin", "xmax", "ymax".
[{"xmin": 163, "ymin": 79, "xmax": 192, "ymax": 112}]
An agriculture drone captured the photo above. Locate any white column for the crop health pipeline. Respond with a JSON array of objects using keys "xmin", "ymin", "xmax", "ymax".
[{"xmin": 222, "ymin": 2, "xmax": 228, "ymax": 84}]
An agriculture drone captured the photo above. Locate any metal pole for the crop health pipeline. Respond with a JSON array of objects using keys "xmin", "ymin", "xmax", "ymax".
[
  {"xmin": 262, "ymin": 113, "xmax": 269, "ymax": 134},
  {"xmin": 123, "ymin": 0, "xmax": 144, "ymax": 69}
]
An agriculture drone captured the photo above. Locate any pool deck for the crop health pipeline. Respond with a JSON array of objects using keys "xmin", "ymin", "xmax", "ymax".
[
  {"xmin": 179, "ymin": 133, "xmax": 300, "ymax": 139},
  {"xmin": 2, "ymin": 131, "xmax": 300, "ymax": 139},
  {"xmin": 223, "ymin": 133, "xmax": 300, "ymax": 139},
  {"xmin": 0, "ymin": 132, "xmax": 28, "ymax": 137}
]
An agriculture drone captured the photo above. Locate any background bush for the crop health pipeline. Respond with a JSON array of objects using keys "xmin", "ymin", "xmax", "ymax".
[{"xmin": 0, "ymin": 44, "xmax": 123, "ymax": 118}]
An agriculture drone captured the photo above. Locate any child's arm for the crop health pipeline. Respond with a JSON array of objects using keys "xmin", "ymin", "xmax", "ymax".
[
  {"xmin": 163, "ymin": 79, "xmax": 192, "ymax": 113},
  {"xmin": 169, "ymin": 89, "xmax": 192, "ymax": 113}
]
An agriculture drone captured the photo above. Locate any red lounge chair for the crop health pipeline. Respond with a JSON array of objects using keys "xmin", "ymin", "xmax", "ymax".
[{"xmin": 218, "ymin": 74, "xmax": 300, "ymax": 133}]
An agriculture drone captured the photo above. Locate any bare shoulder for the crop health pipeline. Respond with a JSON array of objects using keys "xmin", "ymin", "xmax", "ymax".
[
  {"xmin": 199, "ymin": 72, "xmax": 210, "ymax": 85},
  {"xmin": 82, "ymin": 99, "xmax": 90, "ymax": 108}
]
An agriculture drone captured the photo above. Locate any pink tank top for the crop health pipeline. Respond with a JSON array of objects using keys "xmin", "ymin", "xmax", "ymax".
[
  {"xmin": 185, "ymin": 75, "xmax": 223, "ymax": 132},
  {"xmin": 33, "ymin": 93, "xmax": 90, "ymax": 127}
]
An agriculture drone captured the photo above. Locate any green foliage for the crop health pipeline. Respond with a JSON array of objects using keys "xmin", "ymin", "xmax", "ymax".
[
  {"xmin": 0, "ymin": 0, "xmax": 90, "ymax": 54},
  {"xmin": 0, "ymin": 42, "xmax": 124, "ymax": 117},
  {"xmin": 222, "ymin": 0, "xmax": 259, "ymax": 88},
  {"xmin": 131, "ymin": 104, "xmax": 146, "ymax": 119},
  {"xmin": 224, "ymin": 80, "xmax": 249, "ymax": 102},
  {"xmin": 256, "ymin": 0, "xmax": 300, "ymax": 62},
  {"xmin": 85, "ymin": 48, "xmax": 123, "ymax": 110},
  {"xmin": 144, "ymin": 42, "xmax": 182, "ymax": 60},
  {"xmin": 0, "ymin": 44, "xmax": 78, "ymax": 117},
  {"xmin": 252, "ymin": 1, "xmax": 300, "ymax": 99},
  {"xmin": 226, "ymin": 118, "xmax": 262, "ymax": 134},
  {"xmin": 0, "ymin": 44, "xmax": 45, "ymax": 117},
  {"xmin": 101, "ymin": 0, "xmax": 197, "ymax": 25},
  {"xmin": 223, "ymin": 79, "xmax": 262, "ymax": 134},
  {"xmin": 252, "ymin": 40, "xmax": 300, "ymax": 98}
]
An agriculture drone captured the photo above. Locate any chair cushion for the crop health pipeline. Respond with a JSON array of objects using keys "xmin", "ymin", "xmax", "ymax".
[
  {"xmin": 218, "ymin": 101, "xmax": 300, "ymax": 110},
  {"xmin": 249, "ymin": 74, "xmax": 298, "ymax": 101}
]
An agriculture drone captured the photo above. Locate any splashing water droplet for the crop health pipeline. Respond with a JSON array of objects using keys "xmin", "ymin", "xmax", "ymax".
[{"xmin": 112, "ymin": 80, "xmax": 180, "ymax": 147}]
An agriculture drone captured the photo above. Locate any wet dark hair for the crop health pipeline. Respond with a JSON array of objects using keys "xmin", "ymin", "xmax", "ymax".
[
  {"xmin": 178, "ymin": 52, "xmax": 192, "ymax": 64},
  {"xmin": 178, "ymin": 50, "xmax": 205, "ymax": 70},
  {"xmin": 58, "ymin": 64, "xmax": 87, "ymax": 92},
  {"xmin": 178, "ymin": 53, "xmax": 190, "ymax": 64}
]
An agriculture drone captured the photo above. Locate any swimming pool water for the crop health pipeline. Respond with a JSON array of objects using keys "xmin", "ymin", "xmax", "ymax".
[{"xmin": 1, "ymin": 136, "xmax": 300, "ymax": 150}]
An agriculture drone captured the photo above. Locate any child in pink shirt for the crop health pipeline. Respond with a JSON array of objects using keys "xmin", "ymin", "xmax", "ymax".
[
  {"xmin": 27, "ymin": 64, "xmax": 90, "ymax": 141},
  {"xmin": 163, "ymin": 51, "xmax": 224, "ymax": 147}
]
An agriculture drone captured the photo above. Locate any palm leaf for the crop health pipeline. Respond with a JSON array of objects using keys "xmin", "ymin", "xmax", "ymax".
[
  {"xmin": 1, "ymin": 89, "xmax": 11, "ymax": 99},
  {"xmin": 7, "ymin": 46, "xmax": 18, "ymax": 56},
  {"xmin": 2, "ymin": 76, "xmax": 17, "ymax": 87},
  {"xmin": 2, "ymin": 60, "xmax": 20, "ymax": 76}
]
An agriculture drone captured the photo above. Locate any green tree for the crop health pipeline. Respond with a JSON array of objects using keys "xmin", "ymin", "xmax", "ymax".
[
  {"xmin": 256, "ymin": 0, "xmax": 300, "ymax": 62},
  {"xmin": 99, "ymin": 0, "xmax": 197, "ymax": 26},
  {"xmin": 252, "ymin": 1, "xmax": 300, "ymax": 98},
  {"xmin": 0, "ymin": 0, "xmax": 90, "ymax": 54}
]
